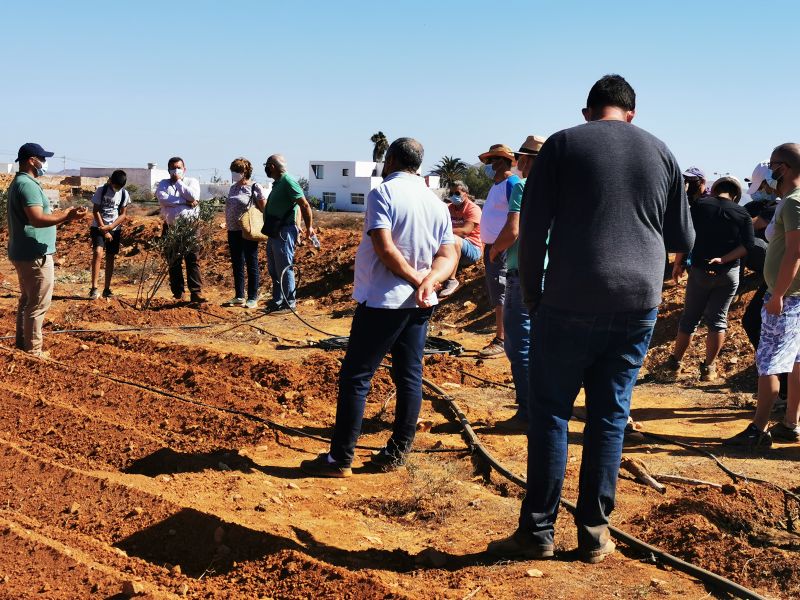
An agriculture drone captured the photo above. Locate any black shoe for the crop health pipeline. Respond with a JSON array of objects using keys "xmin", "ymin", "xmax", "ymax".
[
  {"xmin": 722, "ymin": 423, "xmax": 772, "ymax": 448},
  {"xmin": 366, "ymin": 448, "xmax": 406, "ymax": 472},
  {"xmin": 300, "ymin": 453, "xmax": 352, "ymax": 478},
  {"xmin": 768, "ymin": 421, "xmax": 800, "ymax": 443},
  {"xmin": 89, "ymin": 287, "xmax": 100, "ymax": 300},
  {"xmin": 102, "ymin": 288, "xmax": 114, "ymax": 298}
]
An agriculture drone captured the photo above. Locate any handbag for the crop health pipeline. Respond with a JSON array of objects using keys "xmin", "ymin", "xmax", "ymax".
[{"xmin": 239, "ymin": 185, "xmax": 268, "ymax": 242}]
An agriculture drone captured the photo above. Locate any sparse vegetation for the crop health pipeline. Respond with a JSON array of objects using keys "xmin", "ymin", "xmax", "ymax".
[{"xmin": 460, "ymin": 166, "xmax": 493, "ymax": 200}]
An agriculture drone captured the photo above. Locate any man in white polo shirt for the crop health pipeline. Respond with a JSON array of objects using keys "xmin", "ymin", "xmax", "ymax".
[
  {"xmin": 478, "ymin": 144, "xmax": 521, "ymax": 357},
  {"xmin": 301, "ymin": 137, "xmax": 456, "ymax": 477}
]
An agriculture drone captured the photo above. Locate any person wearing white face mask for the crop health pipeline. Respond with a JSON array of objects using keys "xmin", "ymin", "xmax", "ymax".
[
  {"xmin": 155, "ymin": 156, "xmax": 205, "ymax": 302},
  {"xmin": 7, "ymin": 142, "xmax": 88, "ymax": 357},
  {"xmin": 225, "ymin": 157, "xmax": 268, "ymax": 308}
]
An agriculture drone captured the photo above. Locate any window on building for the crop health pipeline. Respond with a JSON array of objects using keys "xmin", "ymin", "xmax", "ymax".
[
  {"xmin": 322, "ymin": 192, "xmax": 336, "ymax": 205},
  {"xmin": 311, "ymin": 164, "xmax": 324, "ymax": 179},
  {"xmin": 351, "ymin": 193, "xmax": 365, "ymax": 205},
  {"xmin": 342, "ymin": 168, "xmax": 349, "ymax": 176}
]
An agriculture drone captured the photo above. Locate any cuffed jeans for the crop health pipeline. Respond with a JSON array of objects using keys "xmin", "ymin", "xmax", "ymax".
[
  {"xmin": 13, "ymin": 255, "xmax": 54, "ymax": 353},
  {"xmin": 519, "ymin": 305, "xmax": 657, "ymax": 550},
  {"xmin": 503, "ymin": 271, "xmax": 530, "ymax": 420},
  {"xmin": 329, "ymin": 303, "xmax": 433, "ymax": 466},
  {"xmin": 266, "ymin": 224, "xmax": 298, "ymax": 307},
  {"xmin": 227, "ymin": 230, "xmax": 260, "ymax": 301}
]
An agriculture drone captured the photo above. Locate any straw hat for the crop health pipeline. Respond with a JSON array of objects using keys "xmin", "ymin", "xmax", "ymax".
[
  {"xmin": 479, "ymin": 144, "xmax": 516, "ymax": 165},
  {"xmin": 515, "ymin": 135, "xmax": 547, "ymax": 158}
]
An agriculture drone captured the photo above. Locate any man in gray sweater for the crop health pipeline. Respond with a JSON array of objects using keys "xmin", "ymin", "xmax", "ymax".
[{"xmin": 488, "ymin": 74, "xmax": 694, "ymax": 563}]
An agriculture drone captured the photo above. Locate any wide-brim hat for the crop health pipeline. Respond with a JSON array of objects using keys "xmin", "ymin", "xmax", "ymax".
[
  {"xmin": 479, "ymin": 144, "xmax": 516, "ymax": 165},
  {"xmin": 711, "ymin": 175, "xmax": 742, "ymax": 201},
  {"xmin": 515, "ymin": 135, "xmax": 547, "ymax": 158}
]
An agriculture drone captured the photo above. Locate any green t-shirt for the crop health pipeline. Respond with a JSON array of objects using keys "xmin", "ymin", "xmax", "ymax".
[
  {"xmin": 506, "ymin": 177, "xmax": 549, "ymax": 273},
  {"xmin": 265, "ymin": 173, "xmax": 303, "ymax": 221},
  {"xmin": 765, "ymin": 187, "xmax": 800, "ymax": 297},
  {"xmin": 7, "ymin": 173, "xmax": 57, "ymax": 261}
]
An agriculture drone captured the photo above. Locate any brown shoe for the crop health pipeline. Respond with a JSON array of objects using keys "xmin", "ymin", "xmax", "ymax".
[
  {"xmin": 479, "ymin": 337, "xmax": 505, "ymax": 358},
  {"xmin": 190, "ymin": 293, "xmax": 208, "ymax": 304},
  {"xmin": 699, "ymin": 362, "xmax": 717, "ymax": 382},
  {"xmin": 300, "ymin": 453, "xmax": 352, "ymax": 478},
  {"xmin": 580, "ymin": 539, "xmax": 615, "ymax": 564},
  {"xmin": 487, "ymin": 531, "xmax": 554, "ymax": 560}
]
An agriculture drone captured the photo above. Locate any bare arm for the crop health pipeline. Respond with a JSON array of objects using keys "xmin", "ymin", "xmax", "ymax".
[
  {"xmin": 766, "ymin": 230, "xmax": 800, "ymax": 315},
  {"xmin": 452, "ymin": 220, "xmax": 475, "ymax": 238},
  {"xmin": 296, "ymin": 197, "xmax": 314, "ymax": 236},
  {"xmin": 370, "ymin": 228, "xmax": 424, "ymax": 287},
  {"xmin": 24, "ymin": 205, "xmax": 86, "ymax": 227},
  {"xmin": 753, "ymin": 216, "xmax": 770, "ymax": 231},
  {"xmin": 672, "ymin": 252, "xmax": 686, "ymax": 284},
  {"xmin": 489, "ymin": 212, "xmax": 520, "ymax": 261},
  {"xmin": 707, "ymin": 245, "xmax": 747, "ymax": 266},
  {"xmin": 102, "ymin": 205, "xmax": 127, "ymax": 232}
]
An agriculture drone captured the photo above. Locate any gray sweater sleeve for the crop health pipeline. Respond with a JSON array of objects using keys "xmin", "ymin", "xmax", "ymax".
[
  {"xmin": 663, "ymin": 155, "xmax": 695, "ymax": 253},
  {"xmin": 518, "ymin": 140, "xmax": 555, "ymax": 308}
]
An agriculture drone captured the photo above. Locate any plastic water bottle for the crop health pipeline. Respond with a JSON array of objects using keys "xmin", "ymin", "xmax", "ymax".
[{"xmin": 310, "ymin": 234, "xmax": 321, "ymax": 249}]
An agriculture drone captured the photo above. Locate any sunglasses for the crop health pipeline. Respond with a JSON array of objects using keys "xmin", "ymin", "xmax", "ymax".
[{"xmin": 768, "ymin": 161, "xmax": 788, "ymax": 170}]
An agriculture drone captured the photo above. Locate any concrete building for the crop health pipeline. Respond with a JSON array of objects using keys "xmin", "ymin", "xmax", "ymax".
[
  {"xmin": 306, "ymin": 160, "xmax": 440, "ymax": 212},
  {"xmin": 80, "ymin": 163, "xmax": 169, "ymax": 192}
]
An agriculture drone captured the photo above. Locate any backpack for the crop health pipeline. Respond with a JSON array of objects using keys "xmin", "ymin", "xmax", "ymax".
[{"xmin": 99, "ymin": 184, "xmax": 130, "ymax": 212}]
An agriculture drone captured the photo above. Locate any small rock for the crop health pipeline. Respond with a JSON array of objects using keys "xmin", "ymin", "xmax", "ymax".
[
  {"xmin": 161, "ymin": 475, "xmax": 172, "ymax": 483},
  {"xmin": 66, "ymin": 502, "xmax": 80, "ymax": 515},
  {"xmin": 287, "ymin": 482, "xmax": 299, "ymax": 490},
  {"xmin": 231, "ymin": 494, "xmax": 243, "ymax": 501},
  {"xmin": 468, "ymin": 499, "xmax": 480, "ymax": 507},
  {"xmin": 79, "ymin": 344, "xmax": 89, "ymax": 351},
  {"xmin": 122, "ymin": 580, "xmax": 144, "ymax": 596},
  {"xmin": 0, "ymin": 574, "xmax": 8, "ymax": 584},
  {"xmin": 462, "ymin": 300, "xmax": 476, "ymax": 310},
  {"xmin": 255, "ymin": 503, "xmax": 269, "ymax": 512},
  {"xmin": 526, "ymin": 568, "xmax": 544, "ymax": 578},
  {"xmin": 650, "ymin": 577, "xmax": 667, "ymax": 589},
  {"xmin": 128, "ymin": 507, "xmax": 144, "ymax": 517},
  {"xmin": 282, "ymin": 391, "xmax": 300, "ymax": 402},
  {"xmin": 170, "ymin": 564, "xmax": 182, "ymax": 576},
  {"xmin": 91, "ymin": 389, "xmax": 105, "ymax": 398},
  {"xmin": 213, "ymin": 526, "xmax": 225, "ymax": 544},
  {"xmin": 270, "ymin": 496, "xmax": 283, "ymax": 505},
  {"xmin": 178, "ymin": 583, "xmax": 189, "ymax": 596},
  {"xmin": 416, "ymin": 419, "xmax": 433, "ymax": 432}
]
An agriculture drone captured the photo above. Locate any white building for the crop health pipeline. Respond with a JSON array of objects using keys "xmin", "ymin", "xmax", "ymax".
[
  {"xmin": 80, "ymin": 163, "xmax": 169, "ymax": 192},
  {"xmin": 306, "ymin": 160, "xmax": 440, "ymax": 212}
]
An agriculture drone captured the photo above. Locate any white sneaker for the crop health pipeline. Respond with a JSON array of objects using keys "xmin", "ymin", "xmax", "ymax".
[
  {"xmin": 439, "ymin": 279, "xmax": 460, "ymax": 298},
  {"xmin": 245, "ymin": 299, "xmax": 258, "ymax": 309},
  {"xmin": 225, "ymin": 297, "xmax": 245, "ymax": 307}
]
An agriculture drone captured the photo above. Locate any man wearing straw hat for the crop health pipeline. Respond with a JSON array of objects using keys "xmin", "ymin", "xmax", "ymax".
[{"xmin": 477, "ymin": 143, "xmax": 521, "ymax": 357}]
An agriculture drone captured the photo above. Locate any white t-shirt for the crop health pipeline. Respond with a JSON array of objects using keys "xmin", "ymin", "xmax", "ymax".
[
  {"xmin": 480, "ymin": 175, "xmax": 521, "ymax": 244},
  {"xmin": 353, "ymin": 172, "xmax": 454, "ymax": 309},
  {"xmin": 91, "ymin": 185, "xmax": 131, "ymax": 230}
]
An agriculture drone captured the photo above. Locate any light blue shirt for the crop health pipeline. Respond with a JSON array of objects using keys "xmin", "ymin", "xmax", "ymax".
[{"xmin": 353, "ymin": 171, "xmax": 454, "ymax": 309}]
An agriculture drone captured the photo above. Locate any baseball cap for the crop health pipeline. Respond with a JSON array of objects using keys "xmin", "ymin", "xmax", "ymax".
[
  {"xmin": 682, "ymin": 166, "xmax": 705, "ymax": 180},
  {"xmin": 746, "ymin": 161, "xmax": 771, "ymax": 195},
  {"xmin": 15, "ymin": 142, "xmax": 55, "ymax": 163}
]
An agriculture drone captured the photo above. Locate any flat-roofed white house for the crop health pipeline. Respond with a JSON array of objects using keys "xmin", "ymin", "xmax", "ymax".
[
  {"xmin": 306, "ymin": 160, "xmax": 440, "ymax": 212},
  {"xmin": 80, "ymin": 163, "xmax": 169, "ymax": 192}
]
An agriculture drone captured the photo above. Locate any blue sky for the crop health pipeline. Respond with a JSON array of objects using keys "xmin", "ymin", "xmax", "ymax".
[{"xmin": 1, "ymin": 0, "xmax": 798, "ymax": 185}]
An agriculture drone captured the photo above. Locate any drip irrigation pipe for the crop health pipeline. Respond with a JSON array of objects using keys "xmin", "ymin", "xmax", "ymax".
[
  {"xmin": 417, "ymin": 376, "xmax": 769, "ymax": 600},
  {"xmin": 458, "ymin": 369, "xmax": 514, "ymax": 390},
  {"xmin": 0, "ymin": 344, "xmax": 461, "ymax": 455}
]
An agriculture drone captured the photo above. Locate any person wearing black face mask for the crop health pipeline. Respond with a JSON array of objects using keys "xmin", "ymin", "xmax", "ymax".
[{"xmin": 682, "ymin": 166, "xmax": 707, "ymax": 206}]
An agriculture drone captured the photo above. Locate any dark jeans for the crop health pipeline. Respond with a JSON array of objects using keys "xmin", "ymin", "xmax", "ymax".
[
  {"xmin": 503, "ymin": 271, "xmax": 530, "ymax": 419},
  {"xmin": 266, "ymin": 224, "xmax": 298, "ymax": 307},
  {"xmin": 227, "ymin": 230, "xmax": 260, "ymax": 301},
  {"xmin": 329, "ymin": 303, "xmax": 433, "ymax": 466},
  {"xmin": 519, "ymin": 305, "xmax": 657, "ymax": 550},
  {"xmin": 163, "ymin": 223, "xmax": 202, "ymax": 297}
]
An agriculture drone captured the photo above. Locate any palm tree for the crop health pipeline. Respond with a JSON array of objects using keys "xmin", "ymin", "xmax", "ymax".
[
  {"xmin": 370, "ymin": 132, "xmax": 389, "ymax": 162},
  {"xmin": 431, "ymin": 156, "xmax": 469, "ymax": 189}
]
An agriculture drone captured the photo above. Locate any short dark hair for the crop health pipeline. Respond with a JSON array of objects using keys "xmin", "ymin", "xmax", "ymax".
[
  {"xmin": 109, "ymin": 169, "xmax": 127, "ymax": 188},
  {"xmin": 386, "ymin": 137, "xmax": 423, "ymax": 172},
  {"xmin": 586, "ymin": 74, "xmax": 636, "ymax": 112},
  {"xmin": 168, "ymin": 156, "xmax": 184, "ymax": 169},
  {"xmin": 711, "ymin": 179, "xmax": 741, "ymax": 201}
]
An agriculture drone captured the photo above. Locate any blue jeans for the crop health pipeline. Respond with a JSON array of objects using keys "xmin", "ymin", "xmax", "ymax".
[
  {"xmin": 519, "ymin": 305, "xmax": 657, "ymax": 549},
  {"xmin": 266, "ymin": 224, "xmax": 298, "ymax": 307},
  {"xmin": 329, "ymin": 303, "xmax": 433, "ymax": 466},
  {"xmin": 503, "ymin": 271, "xmax": 530, "ymax": 419},
  {"xmin": 227, "ymin": 230, "xmax": 260, "ymax": 301}
]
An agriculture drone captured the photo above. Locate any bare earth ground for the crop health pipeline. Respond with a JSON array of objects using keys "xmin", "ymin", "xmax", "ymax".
[{"xmin": 0, "ymin": 206, "xmax": 797, "ymax": 599}]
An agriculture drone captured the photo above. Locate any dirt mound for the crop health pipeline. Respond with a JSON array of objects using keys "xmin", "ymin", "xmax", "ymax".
[{"xmin": 629, "ymin": 483, "xmax": 800, "ymax": 597}]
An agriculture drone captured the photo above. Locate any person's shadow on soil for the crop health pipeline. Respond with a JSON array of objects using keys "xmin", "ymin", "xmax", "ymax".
[{"xmin": 125, "ymin": 447, "xmax": 260, "ymax": 476}]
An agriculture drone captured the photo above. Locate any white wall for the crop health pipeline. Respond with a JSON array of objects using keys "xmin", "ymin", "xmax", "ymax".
[
  {"xmin": 0, "ymin": 163, "xmax": 16, "ymax": 174},
  {"xmin": 80, "ymin": 166, "xmax": 170, "ymax": 191},
  {"xmin": 307, "ymin": 160, "xmax": 383, "ymax": 213}
]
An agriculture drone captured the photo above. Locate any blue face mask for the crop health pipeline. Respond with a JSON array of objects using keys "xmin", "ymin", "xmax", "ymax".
[
  {"xmin": 483, "ymin": 163, "xmax": 495, "ymax": 179},
  {"xmin": 751, "ymin": 190, "xmax": 774, "ymax": 202},
  {"xmin": 766, "ymin": 168, "xmax": 780, "ymax": 190},
  {"xmin": 449, "ymin": 194, "xmax": 463, "ymax": 205}
]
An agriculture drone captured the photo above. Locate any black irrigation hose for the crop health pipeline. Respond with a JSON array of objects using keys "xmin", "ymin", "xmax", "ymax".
[
  {"xmin": 457, "ymin": 369, "xmax": 515, "ymax": 390},
  {"xmin": 418, "ymin": 376, "xmax": 769, "ymax": 600},
  {"xmin": 0, "ymin": 344, "xmax": 461, "ymax": 455}
]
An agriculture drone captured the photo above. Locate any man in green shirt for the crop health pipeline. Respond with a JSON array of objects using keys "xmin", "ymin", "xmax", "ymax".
[
  {"xmin": 487, "ymin": 135, "xmax": 546, "ymax": 431},
  {"xmin": 7, "ymin": 143, "xmax": 87, "ymax": 357},
  {"xmin": 725, "ymin": 142, "xmax": 800, "ymax": 448},
  {"xmin": 262, "ymin": 154, "xmax": 315, "ymax": 313}
]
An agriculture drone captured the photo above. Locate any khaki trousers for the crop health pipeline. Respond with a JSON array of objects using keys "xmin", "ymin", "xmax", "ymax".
[{"xmin": 13, "ymin": 255, "xmax": 54, "ymax": 353}]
